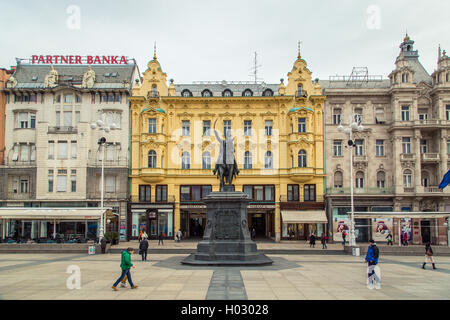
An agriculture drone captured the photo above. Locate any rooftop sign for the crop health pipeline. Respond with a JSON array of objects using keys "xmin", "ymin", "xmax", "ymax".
[{"xmin": 26, "ymin": 55, "xmax": 130, "ymax": 65}]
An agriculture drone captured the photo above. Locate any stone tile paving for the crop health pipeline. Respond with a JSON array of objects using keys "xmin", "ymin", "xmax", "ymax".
[{"xmin": 0, "ymin": 253, "xmax": 449, "ymax": 300}]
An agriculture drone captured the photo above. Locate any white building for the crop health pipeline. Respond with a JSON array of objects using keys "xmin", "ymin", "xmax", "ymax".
[{"xmin": 1, "ymin": 60, "xmax": 140, "ymax": 241}]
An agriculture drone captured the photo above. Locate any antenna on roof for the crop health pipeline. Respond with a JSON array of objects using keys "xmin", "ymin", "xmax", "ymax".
[{"xmin": 249, "ymin": 51, "xmax": 263, "ymax": 84}]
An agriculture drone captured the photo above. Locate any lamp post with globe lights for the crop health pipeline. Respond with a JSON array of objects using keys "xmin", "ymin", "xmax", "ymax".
[
  {"xmin": 337, "ymin": 115, "xmax": 364, "ymax": 247},
  {"xmin": 90, "ymin": 119, "xmax": 117, "ymax": 243}
]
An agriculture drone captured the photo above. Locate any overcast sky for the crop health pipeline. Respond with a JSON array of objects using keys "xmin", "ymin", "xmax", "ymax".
[{"xmin": 1, "ymin": 0, "xmax": 449, "ymax": 83}]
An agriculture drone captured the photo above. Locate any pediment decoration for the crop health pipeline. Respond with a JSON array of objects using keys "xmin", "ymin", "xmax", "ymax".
[
  {"xmin": 219, "ymin": 112, "xmax": 236, "ymax": 117},
  {"xmin": 239, "ymin": 111, "xmax": 257, "ymax": 117},
  {"xmin": 259, "ymin": 111, "xmax": 277, "ymax": 117},
  {"xmin": 198, "ymin": 112, "xmax": 216, "ymax": 117},
  {"xmin": 177, "ymin": 112, "xmax": 194, "ymax": 117}
]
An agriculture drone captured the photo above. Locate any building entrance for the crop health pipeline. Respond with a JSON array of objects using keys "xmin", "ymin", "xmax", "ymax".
[
  {"xmin": 249, "ymin": 213, "xmax": 266, "ymax": 238},
  {"xmin": 189, "ymin": 217, "xmax": 205, "ymax": 238},
  {"xmin": 421, "ymin": 220, "xmax": 431, "ymax": 244}
]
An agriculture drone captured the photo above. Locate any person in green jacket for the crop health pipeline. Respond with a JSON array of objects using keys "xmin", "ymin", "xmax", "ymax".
[{"xmin": 112, "ymin": 247, "xmax": 138, "ymax": 290}]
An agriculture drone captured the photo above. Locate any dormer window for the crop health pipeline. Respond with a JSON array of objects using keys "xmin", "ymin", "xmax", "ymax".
[
  {"xmin": 402, "ymin": 73, "xmax": 409, "ymax": 83},
  {"xmin": 181, "ymin": 89, "xmax": 192, "ymax": 97},
  {"xmin": 242, "ymin": 89, "xmax": 253, "ymax": 97},
  {"xmin": 201, "ymin": 89, "xmax": 212, "ymax": 97},
  {"xmin": 262, "ymin": 89, "xmax": 273, "ymax": 97},
  {"xmin": 222, "ymin": 89, "xmax": 233, "ymax": 97}
]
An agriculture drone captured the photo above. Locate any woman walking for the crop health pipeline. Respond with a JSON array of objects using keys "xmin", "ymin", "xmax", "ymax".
[
  {"xmin": 422, "ymin": 242, "xmax": 436, "ymax": 270},
  {"xmin": 321, "ymin": 233, "xmax": 327, "ymax": 249},
  {"xmin": 112, "ymin": 247, "xmax": 138, "ymax": 291}
]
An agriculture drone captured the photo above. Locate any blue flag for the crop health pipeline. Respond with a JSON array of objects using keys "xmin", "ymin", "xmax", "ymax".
[{"xmin": 439, "ymin": 169, "xmax": 450, "ymax": 189}]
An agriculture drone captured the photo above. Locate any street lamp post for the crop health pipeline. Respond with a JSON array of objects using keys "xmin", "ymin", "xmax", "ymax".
[
  {"xmin": 90, "ymin": 119, "xmax": 117, "ymax": 243},
  {"xmin": 338, "ymin": 115, "xmax": 364, "ymax": 247}
]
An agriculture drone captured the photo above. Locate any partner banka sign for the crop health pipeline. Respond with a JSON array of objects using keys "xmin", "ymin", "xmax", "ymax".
[{"xmin": 29, "ymin": 55, "xmax": 130, "ymax": 65}]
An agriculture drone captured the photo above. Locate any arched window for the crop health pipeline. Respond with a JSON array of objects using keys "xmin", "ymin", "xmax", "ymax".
[
  {"xmin": 202, "ymin": 152, "xmax": 211, "ymax": 169},
  {"xmin": 181, "ymin": 89, "xmax": 192, "ymax": 97},
  {"xmin": 148, "ymin": 150, "xmax": 157, "ymax": 168},
  {"xmin": 297, "ymin": 84, "xmax": 302, "ymax": 97},
  {"xmin": 377, "ymin": 171, "xmax": 385, "ymax": 188},
  {"xmin": 242, "ymin": 89, "xmax": 253, "ymax": 97},
  {"xmin": 355, "ymin": 171, "xmax": 364, "ymax": 188},
  {"xmin": 403, "ymin": 169, "xmax": 412, "ymax": 187},
  {"xmin": 152, "ymin": 85, "xmax": 157, "ymax": 97},
  {"xmin": 298, "ymin": 150, "xmax": 307, "ymax": 168},
  {"xmin": 334, "ymin": 171, "xmax": 343, "ymax": 188},
  {"xmin": 201, "ymin": 89, "xmax": 212, "ymax": 97},
  {"xmin": 244, "ymin": 151, "xmax": 252, "ymax": 169},
  {"xmin": 222, "ymin": 89, "xmax": 233, "ymax": 97},
  {"xmin": 181, "ymin": 151, "xmax": 190, "ymax": 169},
  {"xmin": 264, "ymin": 151, "xmax": 273, "ymax": 169},
  {"xmin": 262, "ymin": 89, "xmax": 273, "ymax": 96}
]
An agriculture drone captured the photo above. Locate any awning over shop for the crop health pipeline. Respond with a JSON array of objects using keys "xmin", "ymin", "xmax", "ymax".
[
  {"xmin": 353, "ymin": 211, "xmax": 450, "ymax": 219},
  {"xmin": 0, "ymin": 208, "xmax": 111, "ymax": 220},
  {"xmin": 281, "ymin": 210, "xmax": 328, "ymax": 224}
]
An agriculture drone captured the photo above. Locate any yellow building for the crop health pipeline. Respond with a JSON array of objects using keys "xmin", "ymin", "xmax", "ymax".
[{"xmin": 128, "ymin": 50, "xmax": 326, "ymax": 242}]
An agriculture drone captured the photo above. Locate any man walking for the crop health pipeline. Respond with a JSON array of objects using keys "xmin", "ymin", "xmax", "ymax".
[
  {"xmin": 158, "ymin": 232, "xmax": 164, "ymax": 246},
  {"xmin": 321, "ymin": 233, "xmax": 327, "ymax": 249},
  {"xmin": 385, "ymin": 232, "xmax": 393, "ymax": 246},
  {"xmin": 139, "ymin": 236, "xmax": 149, "ymax": 261},
  {"xmin": 112, "ymin": 247, "xmax": 138, "ymax": 291},
  {"xmin": 365, "ymin": 239, "xmax": 381, "ymax": 289}
]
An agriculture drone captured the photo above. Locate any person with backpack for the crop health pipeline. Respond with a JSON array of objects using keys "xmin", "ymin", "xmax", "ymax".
[
  {"xmin": 422, "ymin": 242, "xmax": 436, "ymax": 270},
  {"xmin": 139, "ymin": 236, "xmax": 149, "ymax": 261},
  {"xmin": 112, "ymin": 247, "xmax": 138, "ymax": 291},
  {"xmin": 365, "ymin": 239, "xmax": 381, "ymax": 289}
]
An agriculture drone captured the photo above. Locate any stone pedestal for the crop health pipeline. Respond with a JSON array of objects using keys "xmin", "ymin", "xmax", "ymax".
[{"xmin": 181, "ymin": 191, "xmax": 273, "ymax": 266}]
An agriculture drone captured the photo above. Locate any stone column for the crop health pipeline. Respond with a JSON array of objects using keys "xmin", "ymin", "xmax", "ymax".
[{"xmin": 275, "ymin": 202, "xmax": 281, "ymax": 242}]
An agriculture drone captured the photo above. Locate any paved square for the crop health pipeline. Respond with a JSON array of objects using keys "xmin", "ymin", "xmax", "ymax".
[{"xmin": 0, "ymin": 253, "xmax": 449, "ymax": 300}]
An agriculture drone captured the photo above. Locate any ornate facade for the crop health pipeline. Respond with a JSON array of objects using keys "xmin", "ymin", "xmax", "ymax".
[
  {"xmin": 324, "ymin": 35, "xmax": 450, "ymax": 245},
  {"xmin": 129, "ymin": 51, "xmax": 326, "ymax": 242}
]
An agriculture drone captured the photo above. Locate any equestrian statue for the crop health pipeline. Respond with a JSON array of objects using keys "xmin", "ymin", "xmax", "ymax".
[{"xmin": 212, "ymin": 119, "xmax": 240, "ymax": 191}]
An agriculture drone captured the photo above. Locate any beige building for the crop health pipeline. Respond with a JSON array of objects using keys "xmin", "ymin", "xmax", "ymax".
[
  {"xmin": 1, "ymin": 61, "xmax": 140, "ymax": 241},
  {"xmin": 324, "ymin": 35, "xmax": 450, "ymax": 245}
]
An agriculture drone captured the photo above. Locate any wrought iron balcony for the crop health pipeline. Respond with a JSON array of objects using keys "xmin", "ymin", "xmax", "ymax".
[{"xmin": 48, "ymin": 126, "xmax": 78, "ymax": 134}]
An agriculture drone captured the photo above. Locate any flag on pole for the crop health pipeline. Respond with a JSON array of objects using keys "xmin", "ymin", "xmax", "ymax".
[{"xmin": 439, "ymin": 169, "xmax": 450, "ymax": 189}]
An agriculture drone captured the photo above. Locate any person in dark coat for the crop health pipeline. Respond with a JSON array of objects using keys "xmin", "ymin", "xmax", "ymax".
[
  {"xmin": 321, "ymin": 233, "xmax": 327, "ymax": 249},
  {"xmin": 385, "ymin": 233, "xmax": 393, "ymax": 246},
  {"xmin": 309, "ymin": 234, "xmax": 316, "ymax": 248},
  {"xmin": 365, "ymin": 239, "xmax": 381, "ymax": 289},
  {"xmin": 251, "ymin": 227, "xmax": 256, "ymax": 241},
  {"xmin": 158, "ymin": 232, "xmax": 164, "ymax": 246},
  {"xmin": 101, "ymin": 237, "xmax": 107, "ymax": 254},
  {"xmin": 139, "ymin": 237, "xmax": 149, "ymax": 261},
  {"xmin": 422, "ymin": 242, "xmax": 436, "ymax": 270}
]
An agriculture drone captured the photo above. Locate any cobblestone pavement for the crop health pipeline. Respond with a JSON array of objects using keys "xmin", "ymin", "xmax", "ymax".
[{"xmin": 0, "ymin": 253, "xmax": 449, "ymax": 300}]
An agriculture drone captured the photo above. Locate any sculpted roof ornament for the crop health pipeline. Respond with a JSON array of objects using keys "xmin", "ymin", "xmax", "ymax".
[
  {"xmin": 6, "ymin": 76, "xmax": 17, "ymax": 88},
  {"xmin": 44, "ymin": 65, "xmax": 58, "ymax": 88},
  {"xmin": 81, "ymin": 66, "xmax": 96, "ymax": 88}
]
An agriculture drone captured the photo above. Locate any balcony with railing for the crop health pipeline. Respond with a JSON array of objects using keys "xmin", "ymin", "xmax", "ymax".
[
  {"xmin": 48, "ymin": 126, "xmax": 78, "ymax": 134},
  {"xmin": 400, "ymin": 153, "xmax": 416, "ymax": 161},
  {"xmin": 421, "ymin": 153, "xmax": 440, "ymax": 162},
  {"xmin": 130, "ymin": 195, "xmax": 176, "ymax": 203},
  {"xmin": 326, "ymin": 187, "xmax": 394, "ymax": 195},
  {"xmin": 423, "ymin": 186, "xmax": 443, "ymax": 193},
  {"xmin": 87, "ymin": 158, "xmax": 129, "ymax": 167},
  {"xmin": 87, "ymin": 191, "xmax": 129, "ymax": 200},
  {"xmin": 7, "ymin": 192, "xmax": 35, "ymax": 200},
  {"xmin": 5, "ymin": 160, "xmax": 36, "ymax": 167}
]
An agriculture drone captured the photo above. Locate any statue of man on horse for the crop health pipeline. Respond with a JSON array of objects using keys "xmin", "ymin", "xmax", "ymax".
[{"xmin": 212, "ymin": 120, "xmax": 240, "ymax": 191}]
